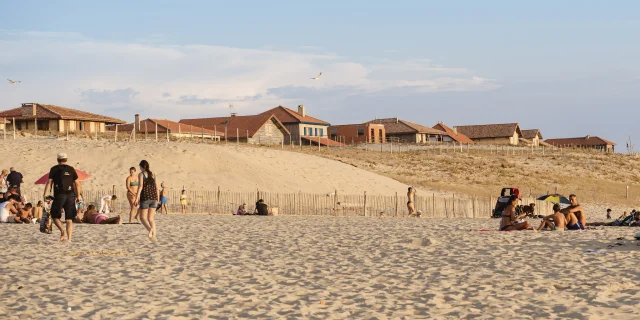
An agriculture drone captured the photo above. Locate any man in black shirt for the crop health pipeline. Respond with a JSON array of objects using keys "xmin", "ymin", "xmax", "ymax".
[
  {"xmin": 43, "ymin": 152, "xmax": 83, "ymax": 242},
  {"xmin": 255, "ymin": 199, "xmax": 269, "ymax": 216},
  {"xmin": 6, "ymin": 167, "xmax": 23, "ymax": 195}
]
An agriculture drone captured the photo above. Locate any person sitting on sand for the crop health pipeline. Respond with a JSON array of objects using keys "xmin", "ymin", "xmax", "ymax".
[
  {"xmin": 563, "ymin": 209, "xmax": 582, "ymax": 230},
  {"xmin": 560, "ymin": 194, "xmax": 585, "ymax": 229},
  {"xmin": 0, "ymin": 194, "xmax": 23, "ymax": 223},
  {"xmin": 82, "ymin": 205, "xmax": 122, "ymax": 224},
  {"xmin": 236, "ymin": 203, "xmax": 247, "ymax": 215},
  {"xmin": 254, "ymin": 199, "xmax": 269, "ymax": 216},
  {"xmin": 535, "ymin": 204, "xmax": 567, "ymax": 231},
  {"xmin": 17, "ymin": 202, "xmax": 34, "ymax": 223},
  {"xmin": 500, "ymin": 195, "xmax": 531, "ymax": 231},
  {"xmin": 407, "ymin": 187, "xmax": 416, "ymax": 216}
]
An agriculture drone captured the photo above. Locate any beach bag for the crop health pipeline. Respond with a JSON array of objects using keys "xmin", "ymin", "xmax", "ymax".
[{"xmin": 39, "ymin": 209, "xmax": 52, "ymax": 234}]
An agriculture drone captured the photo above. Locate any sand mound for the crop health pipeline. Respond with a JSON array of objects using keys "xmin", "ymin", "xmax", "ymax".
[{"xmin": 2, "ymin": 139, "xmax": 408, "ymax": 195}]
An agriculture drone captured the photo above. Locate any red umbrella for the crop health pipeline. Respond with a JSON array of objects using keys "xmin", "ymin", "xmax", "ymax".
[{"xmin": 34, "ymin": 169, "xmax": 92, "ymax": 184}]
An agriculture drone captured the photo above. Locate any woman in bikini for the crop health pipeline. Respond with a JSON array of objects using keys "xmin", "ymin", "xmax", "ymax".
[
  {"xmin": 407, "ymin": 187, "xmax": 416, "ymax": 216},
  {"xmin": 134, "ymin": 160, "xmax": 159, "ymax": 238},
  {"xmin": 500, "ymin": 195, "xmax": 531, "ymax": 231},
  {"xmin": 126, "ymin": 167, "xmax": 139, "ymax": 223}
]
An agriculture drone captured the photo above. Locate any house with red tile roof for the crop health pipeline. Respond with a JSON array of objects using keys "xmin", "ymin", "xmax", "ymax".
[
  {"xmin": 108, "ymin": 116, "xmax": 224, "ymax": 140},
  {"xmin": 544, "ymin": 135, "xmax": 616, "ymax": 153},
  {"xmin": 432, "ymin": 122, "xmax": 474, "ymax": 144},
  {"xmin": 260, "ymin": 105, "xmax": 330, "ymax": 143},
  {"xmin": 179, "ymin": 113, "xmax": 289, "ymax": 145},
  {"xmin": 454, "ymin": 123, "xmax": 522, "ymax": 145},
  {"xmin": 0, "ymin": 103, "xmax": 125, "ymax": 133},
  {"xmin": 366, "ymin": 118, "xmax": 446, "ymax": 143}
]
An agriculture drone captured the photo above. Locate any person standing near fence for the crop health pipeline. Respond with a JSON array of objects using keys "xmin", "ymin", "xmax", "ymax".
[
  {"xmin": 407, "ymin": 187, "xmax": 417, "ymax": 216},
  {"xmin": 134, "ymin": 160, "xmax": 159, "ymax": 239},
  {"xmin": 43, "ymin": 153, "xmax": 82, "ymax": 242},
  {"xmin": 126, "ymin": 167, "xmax": 140, "ymax": 222},
  {"xmin": 159, "ymin": 182, "xmax": 169, "ymax": 214}
]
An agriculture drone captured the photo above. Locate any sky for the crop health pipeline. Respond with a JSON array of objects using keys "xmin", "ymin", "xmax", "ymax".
[{"xmin": 1, "ymin": 1, "xmax": 639, "ymax": 150}]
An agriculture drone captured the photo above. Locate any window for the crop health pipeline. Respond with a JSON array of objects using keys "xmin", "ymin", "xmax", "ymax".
[
  {"xmin": 79, "ymin": 122, "xmax": 85, "ymax": 131},
  {"xmin": 314, "ymin": 128, "xmax": 318, "ymax": 136},
  {"xmin": 266, "ymin": 123, "xmax": 272, "ymax": 134},
  {"xmin": 357, "ymin": 128, "xmax": 364, "ymax": 137},
  {"xmin": 304, "ymin": 127, "xmax": 307, "ymax": 136},
  {"xmin": 319, "ymin": 128, "xmax": 324, "ymax": 137}
]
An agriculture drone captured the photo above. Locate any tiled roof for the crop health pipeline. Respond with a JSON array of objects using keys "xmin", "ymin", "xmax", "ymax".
[
  {"xmin": 544, "ymin": 136, "xmax": 616, "ymax": 147},
  {"xmin": 432, "ymin": 122, "xmax": 474, "ymax": 143},
  {"xmin": 367, "ymin": 118, "xmax": 445, "ymax": 135},
  {"xmin": 114, "ymin": 119, "xmax": 224, "ymax": 135},
  {"xmin": 0, "ymin": 103, "xmax": 126, "ymax": 124},
  {"xmin": 179, "ymin": 113, "xmax": 290, "ymax": 138},
  {"xmin": 521, "ymin": 129, "xmax": 542, "ymax": 140},
  {"xmin": 301, "ymin": 136, "xmax": 345, "ymax": 147},
  {"xmin": 454, "ymin": 123, "xmax": 521, "ymax": 139},
  {"xmin": 261, "ymin": 106, "xmax": 330, "ymax": 125}
]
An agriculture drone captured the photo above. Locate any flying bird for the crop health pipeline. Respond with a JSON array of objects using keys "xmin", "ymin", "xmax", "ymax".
[
  {"xmin": 311, "ymin": 72, "xmax": 322, "ymax": 80},
  {"xmin": 7, "ymin": 79, "xmax": 21, "ymax": 84}
]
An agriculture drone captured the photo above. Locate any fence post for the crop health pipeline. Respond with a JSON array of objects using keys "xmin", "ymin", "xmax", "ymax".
[
  {"xmin": 167, "ymin": 127, "xmax": 169, "ymax": 142},
  {"xmin": 202, "ymin": 126, "xmax": 204, "ymax": 141},
  {"xmin": 214, "ymin": 125, "xmax": 217, "ymax": 142},
  {"xmin": 2, "ymin": 117, "xmax": 5, "ymax": 140},
  {"xmin": 318, "ymin": 135, "xmax": 321, "ymax": 151},
  {"xmin": 363, "ymin": 191, "xmax": 367, "ymax": 217},
  {"xmin": 115, "ymin": 124, "xmax": 118, "ymax": 142},
  {"xmin": 13, "ymin": 117, "xmax": 16, "ymax": 139},
  {"xmin": 217, "ymin": 186, "xmax": 221, "ymax": 213},
  {"xmin": 395, "ymin": 192, "xmax": 398, "ymax": 217},
  {"xmin": 34, "ymin": 118, "xmax": 37, "ymax": 138},
  {"xmin": 237, "ymin": 128, "xmax": 240, "ymax": 145},
  {"xmin": 626, "ymin": 185, "xmax": 629, "ymax": 199},
  {"xmin": 333, "ymin": 189, "xmax": 338, "ymax": 216},
  {"xmin": 453, "ymin": 193, "xmax": 455, "ymax": 216},
  {"xmin": 432, "ymin": 193, "xmax": 435, "ymax": 216},
  {"xmin": 66, "ymin": 123, "xmax": 69, "ymax": 141},
  {"xmin": 225, "ymin": 127, "xmax": 227, "ymax": 144},
  {"xmin": 190, "ymin": 125, "xmax": 193, "ymax": 139},
  {"xmin": 155, "ymin": 122, "xmax": 158, "ymax": 141}
]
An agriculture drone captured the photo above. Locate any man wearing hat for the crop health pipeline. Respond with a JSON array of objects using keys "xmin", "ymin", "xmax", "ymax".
[
  {"xmin": 6, "ymin": 167, "xmax": 23, "ymax": 196},
  {"xmin": 43, "ymin": 152, "xmax": 83, "ymax": 242}
]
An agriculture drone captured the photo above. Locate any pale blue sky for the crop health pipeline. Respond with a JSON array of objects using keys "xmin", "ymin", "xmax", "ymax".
[{"xmin": 1, "ymin": 1, "xmax": 639, "ymax": 149}]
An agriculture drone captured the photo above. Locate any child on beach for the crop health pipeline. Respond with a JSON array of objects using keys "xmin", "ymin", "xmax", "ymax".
[
  {"xmin": 180, "ymin": 190, "xmax": 187, "ymax": 214},
  {"xmin": 159, "ymin": 182, "xmax": 169, "ymax": 214}
]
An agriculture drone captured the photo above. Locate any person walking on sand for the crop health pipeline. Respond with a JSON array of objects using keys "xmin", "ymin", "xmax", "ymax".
[
  {"xmin": 180, "ymin": 190, "xmax": 187, "ymax": 214},
  {"xmin": 6, "ymin": 167, "xmax": 23, "ymax": 196},
  {"xmin": 159, "ymin": 182, "xmax": 169, "ymax": 214},
  {"xmin": 126, "ymin": 167, "xmax": 140, "ymax": 222},
  {"xmin": 134, "ymin": 160, "xmax": 159, "ymax": 239},
  {"xmin": 407, "ymin": 187, "xmax": 416, "ymax": 216},
  {"xmin": 561, "ymin": 194, "xmax": 586, "ymax": 229},
  {"xmin": 43, "ymin": 153, "xmax": 82, "ymax": 242}
]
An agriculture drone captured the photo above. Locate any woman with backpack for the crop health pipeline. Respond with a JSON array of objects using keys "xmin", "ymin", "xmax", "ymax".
[{"xmin": 134, "ymin": 160, "xmax": 159, "ymax": 239}]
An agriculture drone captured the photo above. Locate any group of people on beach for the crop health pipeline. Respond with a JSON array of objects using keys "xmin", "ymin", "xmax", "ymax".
[
  {"xmin": 0, "ymin": 153, "xmax": 164, "ymax": 242},
  {"xmin": 500, "ymin": 194, "xmax": 587, "ymax": 231}
]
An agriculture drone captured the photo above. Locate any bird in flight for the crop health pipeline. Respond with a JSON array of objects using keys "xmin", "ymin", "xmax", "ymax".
[
  {"xmin": 311, "ymin": 72, "xmax": 322, "ymax": 80},
  {"xmin": 7, "ymin": 79, "xmax": 21, "ymax": 84}
]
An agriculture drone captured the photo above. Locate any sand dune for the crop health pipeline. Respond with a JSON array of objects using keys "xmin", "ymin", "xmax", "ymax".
[
  {"xmin": 1, "ymin": 216, "xmax": 638, "ymax": 319},
  {"xmin": 1, "ymin": 139, "xmax": 410, "ymax": 195}
]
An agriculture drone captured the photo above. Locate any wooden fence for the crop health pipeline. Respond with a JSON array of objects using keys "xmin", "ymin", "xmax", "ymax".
[{"xmin": 23, "ymin": 189, "xmax": 553, "ymax": 219}]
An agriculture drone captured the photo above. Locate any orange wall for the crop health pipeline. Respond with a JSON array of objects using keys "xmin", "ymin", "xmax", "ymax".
[{"xmin": 330, "ymin": 124, "xmax": 386, "ymax": 144}]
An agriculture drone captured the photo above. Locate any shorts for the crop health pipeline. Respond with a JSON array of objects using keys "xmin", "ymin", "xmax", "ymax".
[
  {"xmin": 140, "ymin": 199, "xmax": 158, "ymax": 209},
  {"xmin": 566, "ymin": 222, "xmax": 582, "ymax": 231},
  {"xmin": 50, "ymin": 193, "xmax": 77, "ymax": 220},
  {"xmin": 95, "ymin": 214, "xmax": 108, "ymax": 224},
  {"xmin": 161, "ymin": 196, "xmax": 168, "ymax": 204}
]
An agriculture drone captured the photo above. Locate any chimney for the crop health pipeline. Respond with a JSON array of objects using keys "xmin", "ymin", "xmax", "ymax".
[
  {"xmin": 230, "ymin": 113, "xmax": 237, "ymax": 117},
  {"xmin": 585, "ymin": 135, "xmax": 591, "ymax": 139},
  {"xmin": 21, "ymin": 103, "xmax": 36, "ymax": 117},
  {"xmin": 298, "ymin": 105, "xmax": 305, "ymax": 117},
  {"xmin": 453, "ymin": 127, "xmax": 458, "ymax": 135},
  {"xmin": 134, "ymin": 114, "xmax": 140, "ymax": 132},
  {"xmin": 395, "ymin": 117, "xmax": 399, "ymax": 124}
]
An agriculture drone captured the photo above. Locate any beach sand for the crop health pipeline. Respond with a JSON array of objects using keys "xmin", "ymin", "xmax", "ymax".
[
  {"xmin": 2, "ymin": 139, "xmax": 410, "ymax": 195},
  {"xmin": 1, "ymin": 216, "xmax": 638, "ymax": 319}
]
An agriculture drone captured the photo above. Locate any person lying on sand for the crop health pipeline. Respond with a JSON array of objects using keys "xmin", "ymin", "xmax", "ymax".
[
  {"xmin": 535, "ymin": 204, "xmax": 566, "ymax": 231},
  {"xmin": 560, "ymin": 194, "xmax": 585, "ymax": 229},
  {"xmin": 81, "ymin": 205, "xmax": 122, "ymax": 224},
  {"xmin": 500, "ymin": 195, "xmax": 531, "ymax": 231}
]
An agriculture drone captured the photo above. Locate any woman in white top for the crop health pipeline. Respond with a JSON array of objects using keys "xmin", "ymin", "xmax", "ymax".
[
  {"xmin": 100, "ymin": 195, "xmax": 117, "ymax": 214},
  {"xmin": 0, "ymin": 195, "xmax": 21, "ymax": 223},
  {"xmin": 0, "ymin": 169, "xmax": 9, "ymax": 197}
]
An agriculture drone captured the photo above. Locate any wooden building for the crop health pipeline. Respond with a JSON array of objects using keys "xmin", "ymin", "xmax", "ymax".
[
  {"xmin": 0, "ymin": 103, "xmax": 125, "ymax": 132},
  {"xmin": 329, "ymin": 123, "xmax": 386, "ymax": 145},
  {"xmin": 260, "ymin": 105, "xmax": 330, "ymax": 143},
  {"xmin": 179, "ymin": 113, "xmax": 289, "ymax": 145},
  {"xmin": 544, "ymin": 136, "xmax": 616, "ymax": 153},
  {"xmin": 366, "ymin": 118, "xmax": 446, "ymax": 143},
  {"xmin": 455, "ymin": 123, "xmax": 522, "ymax": 145},
  {"xmin": 520, "ymin": 129, "xmax": 543, "ymax": 147}
]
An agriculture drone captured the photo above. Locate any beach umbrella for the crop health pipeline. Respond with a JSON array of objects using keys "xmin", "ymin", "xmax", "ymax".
[
  {"xmin": 536, "ymin": 194, "xmax": 571, "ymax": 204},
  {"xmin": 34, "ymin": 169, "xmax": 91, "ymax": 184}
]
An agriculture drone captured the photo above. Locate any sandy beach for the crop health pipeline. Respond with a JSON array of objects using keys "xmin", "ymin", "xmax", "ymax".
[{"xmin": 1, "ymin": 216, "xmax": 638, "ymax": 319}]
